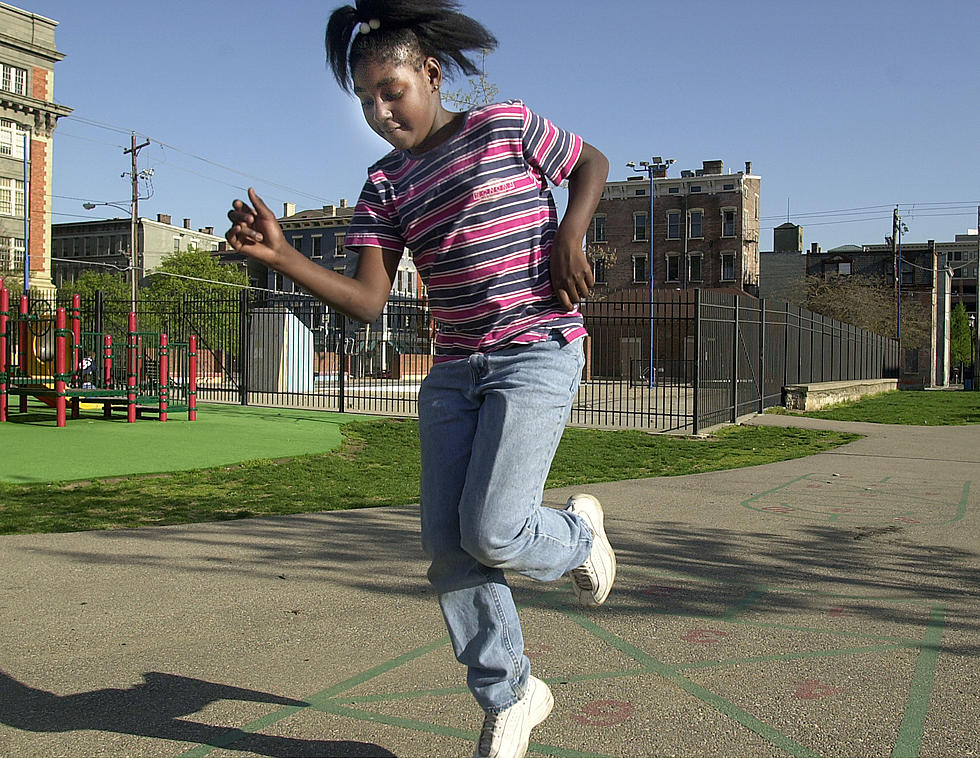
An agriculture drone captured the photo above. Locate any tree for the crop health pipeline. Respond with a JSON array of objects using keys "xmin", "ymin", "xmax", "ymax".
[
  {"xmin": 950, "ymin": 302, "xmax": 973, "ymax": 366},
  {"xmin": 59, "ymin": 269, "xmax": 128, "ymax": 302},
  {"xmin": 802, "ymin": 273, "xmax": 931, "ymax": 348},
  {"xmin": 144, "ymin": 248, "xmax": 248, "ymax": 299},
  {"xmin": 441, "ymin": 49, "xmax": 499, "ymax": 109}
]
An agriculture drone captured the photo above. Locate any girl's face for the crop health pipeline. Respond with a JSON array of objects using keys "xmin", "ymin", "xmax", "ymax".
[{"xmin": 352, "ymin": 55, "xmax": 445, "ymax": 154}]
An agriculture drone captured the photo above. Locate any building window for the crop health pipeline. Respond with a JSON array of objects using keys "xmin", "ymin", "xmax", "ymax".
[
  {"xmin": 0, "ymin": 119, "xmax": 28, "ymax": 159},
  {"xmin": 0, "ymin": 237, "xmax": 24, "ymax": 268},
  {"xmin": 592, "ymin": 257, "xmax": 607, "ymax": 285},
  {"xmin": 592, "ymin": 215, "xmax": 606, "ymax": 242},
  {"xmin": 689, "ymin": 254, "xmax": 702, "ymax": 282},
  {"xmin": 1, "ymin": 63, "xmax": 27, "ymax": 96},
  {"xmin": 0, "ymin": 178, "xmax": 25, "ymax": 216},
  {"xmin": 722, "ymin": 209, "xmax": 736, "ymax": 238},
  {"xmin": 838, "ymin": 262, "xmax": 851, "ymax": 275},
  {"xmin": 668, "ymin": 187, "xmax": 680, "ymax": 194},
  {"xmin": 311, "ymin": 235, "xmax": 323, "ymax": 258},
  {"xmin": 666, "ymin": 254, "xmax": 680, "ymax": 282},
  {"xmin": 633, "ymin": 212, "xmax": 647, "ymax": 242},
  {"xmin": 335, "ymin": 233, "xmax": 346, "ymax": 257},
  {"xmin": 723, "ymin": 183, "xmax": 735, "ymax": 191},
  {"xmin": 689, "ymin": 210, "xmax": 703, "ymax": 239},
  {"xmin": 666, "ymin": 211, "xmax": 681, "ymax": 240},
  {"xmin": 721, "ymin": 253, "xmax": 735, "ymax": 281},
  {"xmin": 173, "ymin": 236, "xmax": 181, "ymax": 253},
  {"xmin": 634, "ymin": 188, "xmax": 646, "ymax": 196},
  {"xmin": 690, "ymin": 185, "xmax": 702, "ymax": 193},
  {"xmin": 632, "ymin": 256, "xmax": 647, "ymax": 283},
  {"xmin": 292, "ymin": 236, "xmax": 303, "ymax": 253}
]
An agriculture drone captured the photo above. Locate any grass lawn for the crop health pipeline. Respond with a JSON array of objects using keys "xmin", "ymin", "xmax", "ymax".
[
  {"xmin": 0, "ymin": 402, "xmax": 354, "ymax": 483},
  {"xmin": 0, "ymin": 415, "xmax": 859, "ymax": 535},
  {"xmin": 769, "ymin": 389, "xmax": 980, "ymax": 425}
]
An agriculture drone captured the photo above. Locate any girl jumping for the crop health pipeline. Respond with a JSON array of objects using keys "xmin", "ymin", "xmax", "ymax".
[{"xmin": 226, "ymin": 2, "xmax": 615, "ymax": 755}]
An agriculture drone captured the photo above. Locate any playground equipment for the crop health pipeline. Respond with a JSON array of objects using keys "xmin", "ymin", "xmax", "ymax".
[{"xmin": 0, "ymin": 281, "xmax": 197, "ymax": 427}]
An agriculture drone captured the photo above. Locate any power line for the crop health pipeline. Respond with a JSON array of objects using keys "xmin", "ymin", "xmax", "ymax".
[{"xmin": 62, "ymin": 114, "xmax": 337, "ymax": 207}]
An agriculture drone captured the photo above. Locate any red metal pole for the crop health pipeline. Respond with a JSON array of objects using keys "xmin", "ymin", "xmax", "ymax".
[
  {"xmin": 127, "ymin": 312, "xmax": 137, "ymax": 423},
  {"xmin": 55, "ymin": 307, "xmax": 66, "ymax": 427},
  {"xmin": 102, "ymin": 333, "xmax": 113, "ymax": 418},
  {"xmin": 0, "ymin": 285, "xmax": 8, "ymax": 422},
  {"xmin": 159, "ymin": 332, "xmax": 169, "ymax": 422},
  {"xmin": 103, "ymin": 334, "xmax": 113, "ymax": 388},
  {"xmin": 18, "ymin": 294, "xmax": 27, "ymax": 413},
  {"xmin": 188, "ymin": 334, "xmax": 197, "ymax": 421}
]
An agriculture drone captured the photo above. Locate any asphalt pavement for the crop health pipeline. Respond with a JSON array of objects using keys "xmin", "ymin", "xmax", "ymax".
[{"xmin": 1, "ymin": 415, "xmax": 977, "ymax": 757}]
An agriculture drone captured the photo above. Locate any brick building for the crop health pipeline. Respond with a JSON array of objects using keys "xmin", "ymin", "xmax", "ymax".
[
  {"xmin": 588, "ymin": 159, "xmax": 761, "ymax": 297},
  {"xmin": 0, "ymin": 2, "xmax": 71, "ymax": 292}
]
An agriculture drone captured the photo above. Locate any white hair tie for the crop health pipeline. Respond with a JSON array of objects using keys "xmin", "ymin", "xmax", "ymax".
[{"xmin": 358, "ymin": 18, "xmax": 381, "ymax": 34}]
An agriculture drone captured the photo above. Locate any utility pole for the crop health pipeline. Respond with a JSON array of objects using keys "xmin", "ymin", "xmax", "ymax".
[
  {"xmin": 124, "ymin": 132, "xmax": 150, "ymax": 314},
  {"xmin": 892, "ymin": 206, "xmax": 899, "ymax": 339}
]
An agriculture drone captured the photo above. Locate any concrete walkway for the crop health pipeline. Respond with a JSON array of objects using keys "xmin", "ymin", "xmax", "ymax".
[{"xmin": 1, "ymin": 416, "xmax": 977, "ymax": 757}]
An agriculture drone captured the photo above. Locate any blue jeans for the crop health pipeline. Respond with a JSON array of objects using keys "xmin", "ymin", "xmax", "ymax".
[{"xmin": 417, "ymin": 336, "xmax": 593, "ymax": 712}]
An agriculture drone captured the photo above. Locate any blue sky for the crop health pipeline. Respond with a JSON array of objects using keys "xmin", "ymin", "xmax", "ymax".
[{"xmin": 24, "ymin": 0, "xmax": 980, "ymax": 250}]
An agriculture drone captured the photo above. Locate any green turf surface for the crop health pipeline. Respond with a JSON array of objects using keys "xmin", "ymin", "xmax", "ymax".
[{"xmin": 0, "ymin": 402, "xmax": 354, "ymax": 484}]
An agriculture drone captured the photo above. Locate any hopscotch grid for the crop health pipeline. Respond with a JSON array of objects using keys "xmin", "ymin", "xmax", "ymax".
[{"xmin": 176, "ymin": 566, "xmax": 947, "ymax": 758}]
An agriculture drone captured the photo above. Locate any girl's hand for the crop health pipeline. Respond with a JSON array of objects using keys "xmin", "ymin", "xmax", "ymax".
[
  {"xmin": 226, "ymin": 188, "xmax": 288, "ymax": 265},
  {"xmin": 550, "ymin": 232, "xmax": 594, "ymax": 310}
]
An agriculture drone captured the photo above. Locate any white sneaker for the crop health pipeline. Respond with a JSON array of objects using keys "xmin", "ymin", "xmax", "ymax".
[
  {"xmin": 473, "ymin": 676, "xmax": 554, "ymax": 758},
  {"xmin": 565, "ymin": 494, "xmax": 616, "ymax": 607}
]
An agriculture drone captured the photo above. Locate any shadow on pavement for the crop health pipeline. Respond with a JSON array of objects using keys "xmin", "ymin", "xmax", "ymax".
[{"xmin": 0, "ymin": 669, "xmax": 396, "ymax": 757}]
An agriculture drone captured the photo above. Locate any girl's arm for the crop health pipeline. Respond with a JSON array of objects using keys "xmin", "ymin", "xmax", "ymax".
[
  {"xmin": 550, "ymin": 141, "xmax": 610, "ymax": 311},
  {"xmin": 226, "ymin": 188, "xmax": 398, "ymax": 323}
]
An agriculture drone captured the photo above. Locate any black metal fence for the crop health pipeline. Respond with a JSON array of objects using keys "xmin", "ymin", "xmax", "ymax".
[{"xmin": 18, "ymin": 288, "xmax": 897, "ymax": 433}]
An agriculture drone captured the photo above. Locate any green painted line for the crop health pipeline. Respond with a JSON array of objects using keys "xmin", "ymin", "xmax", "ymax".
[
  {"xmin": 936, "ymin": 481, "xmax": 970, "ymax": 524},
  {"xmin": 675, "ymin": 643, "xmax": 917, "ymax": 671},
  {"xmin": 338, "ymin": 684, "xmax": 471, "ymax": 703},
  {"xmin": 176, "ymin": 705, "xmax": 306, "ymax": 758},
  {"xmin": 719, "ymin": 586, "xmax": 770, "ymax": 620},
  {"xmin": 892, "ymin": 605, "xmax": 945, "ymax": 758},
  {"xmin": 741, "ymin": 472, "xmax": 815, "ymax": 511},
  {"xmin": 724, "ymin": 617, "xmax": 921, "ymax": 645},
  {"xmin": 305, "ymin": 634, "xmax": 452, "ymax": 706},
  {"xmin": 176, "ymin": 635, "xmax": 451, "ymax": 757},
  {"xmin": 547, "ymin": 596, "xmax": 821, "ymax": 758},
  {"xmin": 321, "ymin": 701, "xmax": 619, "ymax": 758}
]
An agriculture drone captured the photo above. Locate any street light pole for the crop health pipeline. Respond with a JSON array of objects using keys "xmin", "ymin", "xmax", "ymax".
[
  {"xmin": 627, "ymin": 157, "xmax": 673, "ymax": 388},
  {"xmin": 22, "ymin": 131, "xmax": 30, "ymax": 295}
]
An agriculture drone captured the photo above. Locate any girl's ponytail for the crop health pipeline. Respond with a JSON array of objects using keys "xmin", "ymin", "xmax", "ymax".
[
  {"xmin": 325, "ymin": 4, "xmax": 361, "ymax": 91},
  {"xmin": 325, "ymin": 0, "xmax": 497, "ymax": 93}
]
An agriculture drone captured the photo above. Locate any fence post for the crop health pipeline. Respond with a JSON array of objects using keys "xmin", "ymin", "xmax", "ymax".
[
  {"xmin": 238, "ymin": 289, "xmax": 249, "ymax": 406},
  {"xmin": 758, "ymin": 299, "xmax": 766, "ymax": 413},
  {"xmin": 731, "ymin": 295, "xmax": 739, "ymax": 424},
  {"xmin": 338, "ymin": 312, "xmax": 347, "ymax": 414},
  {"xmin": 94, "ymin": 289, "xmax": 104, "ymax": 336},
  {"xmin": 692, "ymin": 289, "xmax": 700, "ymax": 435}
]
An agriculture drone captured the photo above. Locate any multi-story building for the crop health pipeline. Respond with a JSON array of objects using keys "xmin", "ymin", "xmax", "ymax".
[
  {"xmin": 51, "ymin": 214, "xmax": 225, "ymax": 286},
  {"xmin": 274, "ymin": 199, "xmax": 421, "ymax": 300},
  {"xmin": 588, "ymin": 159, "xmax": 761, "ymax": 297},
  {"xmin": 0, "ymin": 2, "xmax": 72, "ymax": 292},
  {"xmin": 939, "ymin": 231, "xmax": 978, "ymax": 319},
  {"xmin": 806, "ymin": 240, "xmax": 950, "ymax": 388},
  {"xmin": 758, "ymin": 222, "xmax": 808, "ymax": 304}
]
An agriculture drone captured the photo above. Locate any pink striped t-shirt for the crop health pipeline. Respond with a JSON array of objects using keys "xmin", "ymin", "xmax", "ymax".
[{"xmin": 345, "ymin": 100, "xmax": 588, "ymax": 361}]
